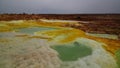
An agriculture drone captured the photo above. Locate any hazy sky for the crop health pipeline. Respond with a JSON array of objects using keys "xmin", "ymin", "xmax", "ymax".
[{"xmin": 0, "ymin": 0, "xmax": 120, "ymax": 14}]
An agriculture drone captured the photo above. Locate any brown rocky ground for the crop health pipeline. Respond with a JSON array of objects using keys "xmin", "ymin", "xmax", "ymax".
[{"xmin": 0, "ymin": 14, "xmax": 120, "ymax": 39}]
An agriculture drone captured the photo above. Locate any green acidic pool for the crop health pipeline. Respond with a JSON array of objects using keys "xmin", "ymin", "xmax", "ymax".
[
  {"xmin": 17, "ymin": 27, "xmax": 57, "ymax": 34},
  {"xmin": 115, "ymin": 49, "xmax": 120, "ymax": 68},
  {"xmin": 51, "ymin": 42, "xmax": 92, "ymax": 61}
]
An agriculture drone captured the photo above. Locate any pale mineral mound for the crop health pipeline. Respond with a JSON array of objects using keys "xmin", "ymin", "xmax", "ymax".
[
  {"xmin": 0, "ymin": 37, "xmax": 61, "ymax": 68},
  {"xmin": 61, "ymin": 38, "xmax": 118, "ymax": 68}
]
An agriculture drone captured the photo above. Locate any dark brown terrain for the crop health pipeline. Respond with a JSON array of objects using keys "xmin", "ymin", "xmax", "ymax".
[{"xmin": 0, "ymin": 14, "xmax": 120, "ymax": 39}]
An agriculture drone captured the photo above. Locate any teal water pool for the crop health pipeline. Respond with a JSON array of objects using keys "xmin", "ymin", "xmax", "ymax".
[
  {"xmin": 115, "ymin": 49, "xmax": 120, "ymax": 68},
  {"xmin": 16, "ymin": 27, "xmax": 57, "ymax": 34},
  {"xmin": 51, "ymin": 42, "xmax": 92, "ymax": 61}
]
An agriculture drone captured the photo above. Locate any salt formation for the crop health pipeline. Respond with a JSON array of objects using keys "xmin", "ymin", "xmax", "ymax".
[
  {"xmin": 61, "ymin": 38, "xmax": 118, "ymax": 68},
  {"xmin": 0, "ymin": 37, "xmax": 61, "ymax": 68}
]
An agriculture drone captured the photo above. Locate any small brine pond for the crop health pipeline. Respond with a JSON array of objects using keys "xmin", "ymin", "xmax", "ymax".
[
  {"xmin": 17, "ymin": 27, "xmax": 58, "ymax": 34},
  {"xmin": 51, "ymin": 42, "xmax": 92, "ymax": 61},
  {"xmin": 115, "ymin": 49, "xmax": 120, "ymax": 68}
]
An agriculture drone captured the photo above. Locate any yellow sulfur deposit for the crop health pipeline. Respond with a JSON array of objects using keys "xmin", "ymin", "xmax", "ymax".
[{"xmin": 0, "ymin": 20, "xmax": 120, "ymax": 68}]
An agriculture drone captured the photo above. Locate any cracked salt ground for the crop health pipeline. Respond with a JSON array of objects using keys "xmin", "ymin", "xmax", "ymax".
[{"xmin": 0, "ymin": 37, "xmax": 61, "ymax": 68}]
